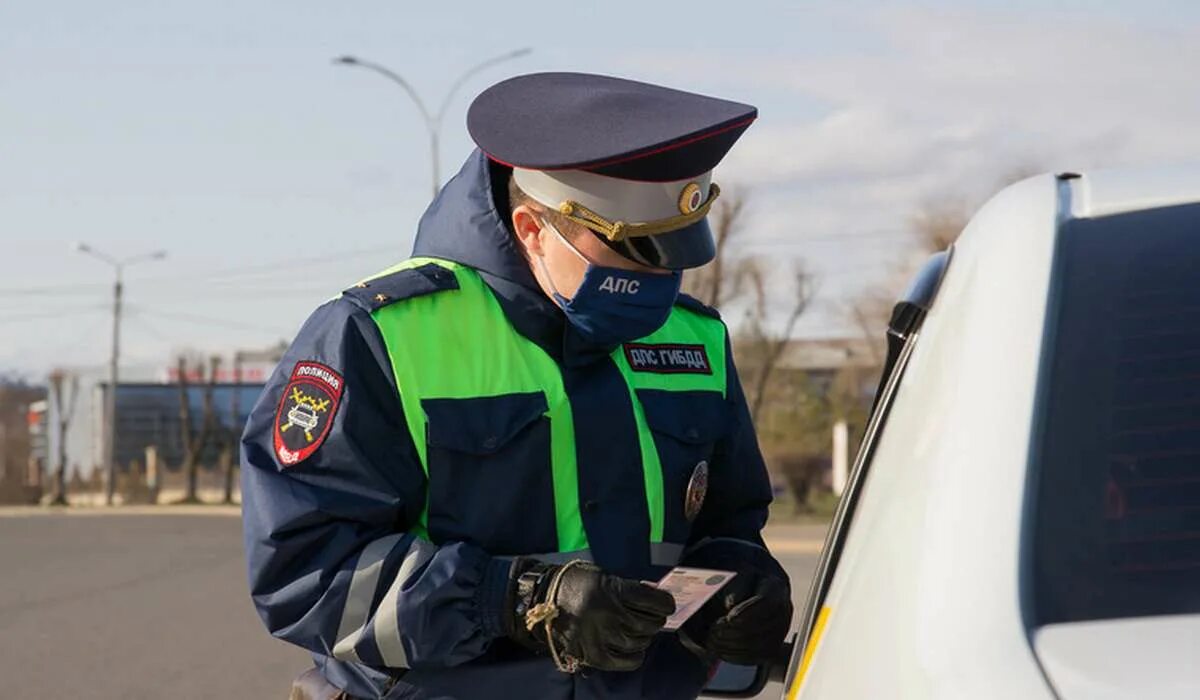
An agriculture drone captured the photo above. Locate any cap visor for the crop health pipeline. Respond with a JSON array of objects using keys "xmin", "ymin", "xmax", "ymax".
[{"xmin": 617, "ymin": 218, "xmax": 716, "ymax": 270}]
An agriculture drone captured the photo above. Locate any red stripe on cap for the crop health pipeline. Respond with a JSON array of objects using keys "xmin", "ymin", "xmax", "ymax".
[{"xmin": 484, "ymin": 115, "xmax": 757, "ymax": 181}]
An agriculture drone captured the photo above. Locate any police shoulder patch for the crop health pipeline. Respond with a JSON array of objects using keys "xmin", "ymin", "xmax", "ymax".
[
  {"xmin": 274, "ymin": 361, "xmax": 345, "ymax": 467},
  {"xmin": 341, "ymin": 263, "xmax": 460, "ymax": 312},
  {"xmin": 674, "ymin": 293, "xmax": 721, "ymax": 320}
]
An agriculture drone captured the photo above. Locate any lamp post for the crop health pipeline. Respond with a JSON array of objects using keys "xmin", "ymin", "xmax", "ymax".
[
  {"xmin": 75, "ymin": 244, "xmax": 167, "ymax": 505},
  {"xmin": 332, "ymin": 48, "xmax": 531, "ymax": 200}
]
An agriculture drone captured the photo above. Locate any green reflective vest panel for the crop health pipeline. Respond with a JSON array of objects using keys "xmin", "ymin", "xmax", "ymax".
[{"xmin": 366, "ymin": 257, "xmax": 728, "ymax": 553}]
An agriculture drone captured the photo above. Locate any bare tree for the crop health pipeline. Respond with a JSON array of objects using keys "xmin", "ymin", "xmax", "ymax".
[
  {"xmin": 683, "ymin": 187, "xmax": 817, "ymax": 426},
  {"xmin": 731, "ymin": 267, "xmax": 825, "ymax": 513},
  {"xmin": 739, "ymin": 263, "xmax": 815, "ymax": 424},
  {"xmin": 681, "ymin": 187, "xmax": 825, "ymax": 509},
  {"xmin": 47, "ymin": 369, "xmax": 79, "ymax": 506},
  {"xmin": 223, "ymin": 353, "xmax": 243, "ymax": 505},
  {"xmin": 691, "ymin": 186, "xmax": 820, "ymax": 509},
  {"xmin": 177, "ymin": 355, "xmax": 220, "ymax": 504},
  {"xmin": 682, "ymin": 186, "xmax": 816, "ymax": 417},
  {"xmin": 912, "ymin": 165, "xmax": 1043, "ymax": 254},
  {"xmin": 910, "ymin": 199, "xmax": 969, "ymax": 254},
  {"xmin": 850, "ymin": 165, "xmax": 1043, "ymax": 356}
]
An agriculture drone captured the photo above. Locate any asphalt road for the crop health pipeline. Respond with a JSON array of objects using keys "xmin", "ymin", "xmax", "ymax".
[{"xmin": 0, "ymin": 513, "xmax": 821, "ymax": 699}]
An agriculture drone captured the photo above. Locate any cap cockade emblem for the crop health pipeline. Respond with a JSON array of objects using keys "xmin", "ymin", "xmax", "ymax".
[{"xmin": 678, "ymin": 182, "xmax": 704, "ymax": 215}]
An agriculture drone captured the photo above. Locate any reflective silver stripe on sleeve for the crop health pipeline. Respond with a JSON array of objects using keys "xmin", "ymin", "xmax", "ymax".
[
  {"xmin": 332, "ymin": 533, "xmax": 405, "ymax": 662},
  {"xmin": 373, "ymin": 538, "xmax": 437, "ymax": 668}
]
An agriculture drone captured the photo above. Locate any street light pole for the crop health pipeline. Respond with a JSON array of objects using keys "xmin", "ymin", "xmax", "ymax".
[
  {"xmin": 75, "ymin": 244, "xmax": 167, "ymax": 505},
  {"xmin": 107, "ymin": 268, "xmax": 121, "ymax": 506},
  {"xmin": 332, "ymin": 48, "xmax": 531, "ymax": 200}
]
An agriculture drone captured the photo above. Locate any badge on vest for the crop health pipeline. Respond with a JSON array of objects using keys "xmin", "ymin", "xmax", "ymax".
[
  {"xmin": 273, "ymin": 361, "xmax": 344, "ymax": 467},
  {"xmin": 623, "ymin": 343, "xmax": 712, "ymax": 375}
]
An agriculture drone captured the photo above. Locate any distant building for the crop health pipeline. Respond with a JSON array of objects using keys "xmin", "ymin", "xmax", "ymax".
[
  {"xmin": 0, "ymin": 383, "xmax": 47, "ymax": 503},
  {"xmin": 753, "ymin": 338, "xmax": 888, "ymax": 415},
  {"xmin": 48, "ymin": 345, "xmax": 284, "ymax": 479},
  {"xmin": 100, "ymin": 382, "xmax": 267, "ymax": 470},
  {"xmin": 771, "ymin": 336, "xmax": 882, "ymax": 399},
  {"xmin": 27, "ymin": 400, "xmax": 48, "ymax": 485}
]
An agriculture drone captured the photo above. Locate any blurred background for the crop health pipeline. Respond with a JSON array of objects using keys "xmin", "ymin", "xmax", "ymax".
[
  {"xmin": 9, "ymin": 0, "xmax": 1200, "ymax": 510},
  {"xmin": 1, "ymin": 0, "xmax": 1196, "ymax": 696}
]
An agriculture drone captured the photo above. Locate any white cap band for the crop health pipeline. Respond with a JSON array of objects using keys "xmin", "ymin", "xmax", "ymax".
[{"xmin": 513, "ymin": 168, "xmax": 713, "ymax": 226}]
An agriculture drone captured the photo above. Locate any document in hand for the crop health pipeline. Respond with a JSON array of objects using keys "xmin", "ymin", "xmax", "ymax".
[{"xmin": 647, "ymin": 567, "xmax": 737, "ymax": 631}]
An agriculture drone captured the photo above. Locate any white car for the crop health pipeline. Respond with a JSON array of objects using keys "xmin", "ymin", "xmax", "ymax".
[{"xmin": 705, "ymin": 167, "xmax": 1200, "ymax": 699}]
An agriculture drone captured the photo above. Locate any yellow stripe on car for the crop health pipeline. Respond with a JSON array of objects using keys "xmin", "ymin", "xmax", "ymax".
[{"xmin": 787, "ymin": 606, "xmax": 832, "ymax": 700}]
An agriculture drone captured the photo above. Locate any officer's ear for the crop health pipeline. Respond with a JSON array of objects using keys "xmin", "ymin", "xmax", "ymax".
[{"xmin": 511, "ymin": 204, "xmax": 547, "ymax": 258}]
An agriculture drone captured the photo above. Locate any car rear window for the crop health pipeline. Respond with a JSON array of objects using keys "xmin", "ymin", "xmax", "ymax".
[{"xmin": 1031, "ymin": 202, "xmax": 1200, "ymax": 625}]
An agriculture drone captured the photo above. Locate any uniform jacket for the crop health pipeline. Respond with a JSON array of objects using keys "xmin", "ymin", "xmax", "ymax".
[{"xmin": 241, "ymin": 150, "xmax": 787, "ymax": 700}]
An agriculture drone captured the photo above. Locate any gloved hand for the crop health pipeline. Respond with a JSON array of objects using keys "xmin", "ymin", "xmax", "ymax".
[
  {"xmin": 506, "ymin": 559, "xmax": 676, "ymax": 672},
  {"xmin": 679, "ymin": 568, "xmax": 792, "ymax": 666}
]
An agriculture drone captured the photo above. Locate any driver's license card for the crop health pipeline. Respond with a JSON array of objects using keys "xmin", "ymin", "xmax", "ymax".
[{"xmin": 647, "ymin": 567, "xmax": 736, "ymax": 631}]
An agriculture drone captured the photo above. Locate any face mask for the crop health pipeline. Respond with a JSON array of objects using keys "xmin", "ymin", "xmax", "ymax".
[{"xmin": 536, "ymin": 219, "xmax": 682, "ymax": 346}]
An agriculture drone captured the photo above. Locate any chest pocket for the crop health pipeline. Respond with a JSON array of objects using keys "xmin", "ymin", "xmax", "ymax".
[
  {"xmin": 422, "ymin": 392, "xmax": 557, "ymax": 555},
  {"xmin": 637, "ymin": 389, "xmax": 731, "ymax": 543}
]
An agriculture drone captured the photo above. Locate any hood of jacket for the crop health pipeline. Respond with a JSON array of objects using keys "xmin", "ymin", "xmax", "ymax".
[
  {"xmin": 412, "ymin": 149, "xmax": 541, "ymax": 291},
  {"xmin": 411, "ymin": 149, "xmax": 574, "ymax": 358}
]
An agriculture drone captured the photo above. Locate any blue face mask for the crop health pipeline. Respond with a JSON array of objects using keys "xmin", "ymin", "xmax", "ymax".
[{"xmin": 537, "ymin": 219, "xmax": 682, "ymax": 346}]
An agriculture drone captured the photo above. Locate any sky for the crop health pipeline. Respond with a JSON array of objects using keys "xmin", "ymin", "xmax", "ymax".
[{"xmin": 4, "ymin": 0, "xmax": 1200, "ymax": 379}]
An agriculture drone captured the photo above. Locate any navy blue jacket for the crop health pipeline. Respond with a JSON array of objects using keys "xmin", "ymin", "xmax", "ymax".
[{"xmin": 241, "ymin": 151, "xmax": 786, "ymax": 699}]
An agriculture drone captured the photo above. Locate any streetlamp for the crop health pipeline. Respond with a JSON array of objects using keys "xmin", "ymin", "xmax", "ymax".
[
  {"xmin": 332, "ymin": 48, "xmax": 532, "ymax": 200},
  {"xmin": 75, "ymin": 243, "xmax": 167, "ymax": 506}
]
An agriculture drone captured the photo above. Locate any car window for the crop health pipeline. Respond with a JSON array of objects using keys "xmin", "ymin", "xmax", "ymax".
[{"xmin": 1030, "ymin": 203, "xmax": 1200, "ymax": 624}]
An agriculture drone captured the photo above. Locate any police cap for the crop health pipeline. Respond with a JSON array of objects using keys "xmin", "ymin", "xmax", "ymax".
[{"xmin": 467, "ymin": 72, "xmax": 756, "ymax": 270}]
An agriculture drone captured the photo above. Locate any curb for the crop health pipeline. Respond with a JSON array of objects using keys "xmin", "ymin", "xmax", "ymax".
[{"xmin": 0, "ymin": 505, "xmax": 242, "ymax": 518}]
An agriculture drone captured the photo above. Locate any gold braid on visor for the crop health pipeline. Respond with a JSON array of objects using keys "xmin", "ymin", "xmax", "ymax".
[{"xmin": 556, "ymin": 183, "xmax": 721, "ymax": 242}]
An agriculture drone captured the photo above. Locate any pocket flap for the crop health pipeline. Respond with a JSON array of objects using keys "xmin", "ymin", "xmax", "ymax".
[
  {"xmin": 423, "ymin": 393, "xmax": 549, "ymax": 456},
  {"xmin": 636, "ymin": 389, "xmax": 731, "ymax": 444}
]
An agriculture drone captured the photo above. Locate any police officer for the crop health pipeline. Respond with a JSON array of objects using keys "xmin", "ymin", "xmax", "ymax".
[{"xmin": 242, "ymin": 72, "xmax": 792, "ymax": 700}]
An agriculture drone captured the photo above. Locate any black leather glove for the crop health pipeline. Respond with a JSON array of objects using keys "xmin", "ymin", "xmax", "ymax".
[
  {"xmin": 505, "ymin": 559, "xmax": 676, "ymax": 672},
  {"xmin": 679, "ymin": 568, "xmax": 792, "ymax": 666}
]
